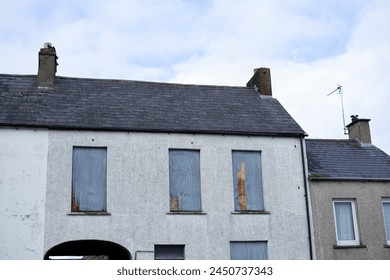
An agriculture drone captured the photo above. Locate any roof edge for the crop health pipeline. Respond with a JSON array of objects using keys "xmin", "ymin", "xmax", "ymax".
[{"xmin": 0, "ymin": 124, "xmax": 306, "ymax": 137}]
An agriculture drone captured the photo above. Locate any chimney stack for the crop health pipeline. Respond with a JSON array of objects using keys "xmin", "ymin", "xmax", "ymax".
[
  {"xmin": 246, "ymin": 67, "xmax": 272, "ymax": 96},
  {"xmin": 346, "ymin": 115, "xmax": 372, "ymax": 144},
  {"xmin": 37, "ymin": 42, "xmax": 58, "ymax": 87}
]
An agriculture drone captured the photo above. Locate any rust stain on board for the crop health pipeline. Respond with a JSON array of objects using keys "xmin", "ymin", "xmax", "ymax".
[
  {"xmin": 71, "ymin": 191, "xmax": 79, "ymax": 212},
  {"xmin": 237, "ymin": 160, "xmax": 247, "ymax": 210},
  {"xmin": 170, "ymin": 195, "xmax": 179, "ymax": 211}
]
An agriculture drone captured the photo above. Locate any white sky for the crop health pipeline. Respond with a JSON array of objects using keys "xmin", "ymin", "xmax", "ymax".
[{"xmin": 1, "ymin": 0, "xmax": 389, "ymax": 154}]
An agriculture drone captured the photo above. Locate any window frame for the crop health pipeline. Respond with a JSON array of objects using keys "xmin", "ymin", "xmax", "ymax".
[
  {"xmin": 71, "ymin": 146, "xmax": 108, "ymax": 213},
  {"xmin": 154, "ymin": 244, "xmax": 185, "ymax": 260},
  {"xmin": 332, "ymin": 199, "xmax": 360, "ymax": 246},
  {"xmin": 382, "ymin": 198, "xmax": 390, "ymax": 246},
  {"xmin": 231, "ymin": 150, "xmax": 264, "ymax": 212},
  {"xmin": 168, "ymin": 149, "xmax": 202, "ymax": 212}
]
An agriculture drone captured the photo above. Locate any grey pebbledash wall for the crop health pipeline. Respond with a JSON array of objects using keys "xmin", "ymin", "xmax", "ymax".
[
  {"xmin": 43, "ymin": 130, "xmax": 310, "ymax": 260},
  {"xmin": 310, "ymin": 180, "xmax": 390, "ymax": 260}
]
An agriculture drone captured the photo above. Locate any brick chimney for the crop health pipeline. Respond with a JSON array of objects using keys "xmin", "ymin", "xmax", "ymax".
[
  {"xmin": 37, "ymin": 42, "xmax": 58, "ymax": 87},
  {"xmin": 246, "ymin": 67, "xmax": 272, "ymax": 96},
  {"xmin": 346, "ymin": 115, "xmax": 372, "ymax": 144}
]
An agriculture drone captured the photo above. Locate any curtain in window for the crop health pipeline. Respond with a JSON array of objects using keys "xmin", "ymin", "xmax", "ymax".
[
  {"xmin": 230, "ymin": 241, "xmax": 268, "ymax": 260},
  {"xmin": 169, "ymin": 150, "xmax": 201, "ymax": 211},
  {"xmin": 232, "ymin": 151, "xmax": 263, "ymax": 211},
  {"xmin": 334, "ymin": 202, "xmax": 355, "ymax": 240},
  {"xmin": 72, "ymin": 147, "xmax": 107, "ymax": 212},
  {"xmin": 383, "ymin": 202, "xmax": 390, "ymax": 241}
]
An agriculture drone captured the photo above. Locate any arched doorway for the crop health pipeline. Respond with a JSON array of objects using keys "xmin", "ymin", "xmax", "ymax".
[{"xmin": 44, "ymin": 240, "xmax": 131, "ymax": 260}]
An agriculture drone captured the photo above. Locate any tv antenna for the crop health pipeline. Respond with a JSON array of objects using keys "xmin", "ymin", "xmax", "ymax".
[{"xmin": 327, "ymin": 84, "xmax": 348, "ymax": 135}]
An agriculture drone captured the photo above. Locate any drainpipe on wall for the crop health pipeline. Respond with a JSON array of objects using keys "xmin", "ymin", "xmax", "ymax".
[{"xmin": 300, "ymin": 137, "xmax": 314, "ymax": 260}]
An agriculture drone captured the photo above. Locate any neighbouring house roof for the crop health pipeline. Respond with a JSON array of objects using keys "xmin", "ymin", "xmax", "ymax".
[
  {"xmin": 0, "ymin": 74, "xmax": 305, "ymax": 136},
  {"xmin": 306, "ymin": 139, "xmax": 390, "ymax": 180}
]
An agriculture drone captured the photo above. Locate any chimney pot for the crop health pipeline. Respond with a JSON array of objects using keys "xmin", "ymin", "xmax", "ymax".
[
  {"xmin": 37, "ymin": 42, "xmax": 58, "ymax": 88},
  {"xmin": 346, "ymin": 116, "xmax": 372, "ymax": 144},
  {"xmin": 350, "ymin": 115, "xmax": 359, "ymax": 122},
  {"xmin": 246, "ymin": 67, "xmax": 272, "ymax": 96}
]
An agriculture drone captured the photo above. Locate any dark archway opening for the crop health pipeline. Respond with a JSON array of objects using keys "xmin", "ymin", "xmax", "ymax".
[{"xmin": 44, "ymin": 240, "xmax": 131, "ymax": 260}]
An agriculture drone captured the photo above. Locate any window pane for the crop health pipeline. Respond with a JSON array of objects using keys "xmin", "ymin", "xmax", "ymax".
[
  {"xmin": 169, "ymin": 150, "xmax": 201, "ymax": 211},
  {"xmin": 383, "ymin": 202, "xmax": 390, "ymax": 241},
  {"xmin": 72, "ymin": 147, "xmax": 107, "ymax": 212},
  {"xmin": 155, "ymin": 245, "xmax": 184, "ymax": 260},
  {"xmin": 230, "ymin": 241, "xmax": 268, "ymax": 260},
  {"xmin": 232, "ymin": 151, "xmax": 263, "ymax": 211},
  {"xmin": 334, "ymin": 202, "xmax": 355, "ymax": 241}
]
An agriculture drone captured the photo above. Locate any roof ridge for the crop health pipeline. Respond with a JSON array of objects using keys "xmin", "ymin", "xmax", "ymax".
[
  {"xmin": 306, "ymin": 138, "xmax": 356, "ymax": 142},
  {"xmin": 0, "ymin": 73, "xmax": 36, "ymax": 78},
  {"xmin": 0, "ymin": 73, "xmax": 254, "ymax": 90},
  {"xmin": 54, "ymin": 75, "xmax": 251, "ymax": 89}
]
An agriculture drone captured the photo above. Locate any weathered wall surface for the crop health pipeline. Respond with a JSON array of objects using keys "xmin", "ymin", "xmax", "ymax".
[
  {"xmin": 44, "ymin": 130, "xmax": 310, "ymax": 259},
  {"xmin": 310, "ymin": 180, "xmax": 390, "ymax": 259},
  {"xmin": 0, "ymin": 128, "xmax": 48, "ymax": 259}
]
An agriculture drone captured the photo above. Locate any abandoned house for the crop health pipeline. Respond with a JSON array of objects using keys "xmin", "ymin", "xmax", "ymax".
[
  {"xmin": 0, "ymin": 43, "xmax": 313, "ymax": 260},
  {"xmin": 306, "ymin": 117, "xmax": 390, "ymax": 259}
]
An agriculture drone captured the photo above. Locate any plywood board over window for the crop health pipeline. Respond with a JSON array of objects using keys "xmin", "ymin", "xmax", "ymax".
[
  {"xmin": 232, "ymin": 151, "xmax": 264, "ymax": 211},
  {"xmin": 169, "ymin": 149, "xmax": 201, "ymax": 212},
  {"xmin": 230, "ymin": 241, "xmax": 268, "ymax": 260},
  {"xmin": 72, "ymin": 147, "xmax": 107, "ymax": 212}
]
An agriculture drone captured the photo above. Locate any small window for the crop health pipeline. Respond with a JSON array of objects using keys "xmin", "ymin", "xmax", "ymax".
[
  {"xmin": 154, "ymin": 245, "xmax": 185, "ymax": 260},
  {"xmin": 382, "ymin": 199, "xmax": 390, "ymax": 245},
  {"xmin": 230, "ymin": 241, "xmax": 268, "ymax": 260},
  {"xmin": 72, "ymin": 147, "xmax": 107, "ymax": 212},
  {"xmin": 232, "ymin": 151, "xmax": 263, "ymax": 211},
  {"xmin": 169, "ymin": 149, "xmax": 201, "ymax": 212},
  {"xmin": 333, "ymin": 199, "xmax": 359, "ymax": 246}
]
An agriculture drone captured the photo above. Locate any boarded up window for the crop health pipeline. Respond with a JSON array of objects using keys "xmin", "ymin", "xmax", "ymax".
[
  {"xmin": 230, "ymin": 241, "xmax": 268, "ymax": 260},
  {"xmin": 232, "ymin": 151, "xmax": 263, "ymax": 211},
  {"xmin": 72, "ymin": 147, "xmax": 107, "ymax": 212},
  {"xmin": 154, "ymin": 245, "xmax": 185, "ymax": 260},
  {"xmin": 169, "ymin": 149, "xmax": 201, "ymax": 212}
]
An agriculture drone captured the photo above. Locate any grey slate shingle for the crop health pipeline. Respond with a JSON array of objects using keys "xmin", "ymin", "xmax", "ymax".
[
  {"xmin": 0, "ymin": 74, "xmax": 305, "ymax": 136},
  {"xmin": 306, "ymin": 139, "xmax": 390, "ymax": 179}
]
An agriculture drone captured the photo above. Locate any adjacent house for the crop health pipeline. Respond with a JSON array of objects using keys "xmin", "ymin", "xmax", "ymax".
[
  {"xmin": 0, "ymin": 43, "xmax": 312, "ymax": 260},
  {"xmin": 306, "ymin": 117, "xmax": 390, "ymax": 259}
]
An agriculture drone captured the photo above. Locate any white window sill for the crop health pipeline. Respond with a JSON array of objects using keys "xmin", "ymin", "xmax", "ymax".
[
  {"xmin": 67, "ymin": 212, "xmax": 111, "ymax": 216},
  {"xmin": 167, "ymin": 211, "xmax": 207, "ymax": 215},
  {"xmin": 333, "ymin": 244, "xmax": 366, "ymax": 249},
  {"xmin": 231, "ymin": 210, "xmax": 270, "ymax": 215}
]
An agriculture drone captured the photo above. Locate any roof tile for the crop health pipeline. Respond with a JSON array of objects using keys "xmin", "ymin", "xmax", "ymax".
[
  {"xmin": 0, "ymin": 74, "xmax": 305, "ymax": 136},
  {"xmin": 306, "ymin": 139, "xmax": 390, "ymax": 179}
]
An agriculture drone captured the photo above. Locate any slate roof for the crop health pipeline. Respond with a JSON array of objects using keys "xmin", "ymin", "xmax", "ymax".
[
  {"xmin": 0, "ymin": 74, "xmax": 305, "ymax": 136},
  {"xmin": 306, "ymin": 139, "xmax": 390, "ymax": 180}
]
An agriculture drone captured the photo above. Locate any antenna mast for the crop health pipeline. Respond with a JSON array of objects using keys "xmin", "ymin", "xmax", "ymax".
[{"xmin": 327, "ymin": 84, "xmax": 348, "ymax": 135}]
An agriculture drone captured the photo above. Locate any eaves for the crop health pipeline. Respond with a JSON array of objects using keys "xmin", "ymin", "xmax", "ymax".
[{"xmin": 0, "ymin": 123, "xmax": 306, "ymax": 138}]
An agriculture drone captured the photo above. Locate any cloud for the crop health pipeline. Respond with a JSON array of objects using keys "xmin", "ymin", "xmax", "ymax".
[
  {"xmin": 0, "ymin": 0, "xmax": 389, "ymax": 153},
  {"xmin": 167, "ymin": 0, "xmax": 390, "ymax": 154},
  {"xmin": 271, "ymin": 0, "xmax": 390, "ymax": 153}
]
